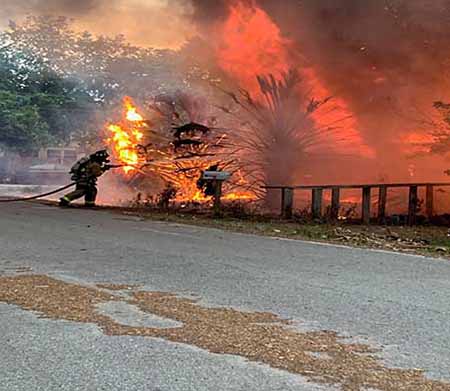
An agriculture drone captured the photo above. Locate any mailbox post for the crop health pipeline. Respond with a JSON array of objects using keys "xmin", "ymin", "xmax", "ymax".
[{"xmin": 201, "ymin": 171, "xmax": 231, "ymax": 216}]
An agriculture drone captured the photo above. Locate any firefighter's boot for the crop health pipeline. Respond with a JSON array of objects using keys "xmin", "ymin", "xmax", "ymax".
[{"xmin": 59, "ymin": 196, "xmax": 71, "ymax": 207}]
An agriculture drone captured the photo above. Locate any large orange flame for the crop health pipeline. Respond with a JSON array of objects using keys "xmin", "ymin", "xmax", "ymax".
[
  {"xmin": 107, "ymin": 97, "xmax": 145, "ymax": 173},
  {"xmin": 216, "ymin": 0, "xmax": 290, "ymax": 93}
]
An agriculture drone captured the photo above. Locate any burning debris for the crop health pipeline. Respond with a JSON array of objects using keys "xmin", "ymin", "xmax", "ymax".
[{"xmin": 104, "ymin": 96, "xmax": 256, "ymax": 204}]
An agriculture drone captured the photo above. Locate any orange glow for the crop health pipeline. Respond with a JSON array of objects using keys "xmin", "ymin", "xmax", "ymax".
[
  {"xmin": 106, "ymin": 97, "xmax": 146, "ymax": 173},
  {"xmin": 302, "ymin": 67, "xmax": 375, "ymax": 158},
  {"xmin": 179, "ymin": 189, "xmax": 256, "ymax": 203},
  {"xmin": 215, "ymin": 0, "xmax": 290, "ymax": 93},
  {"xmin": 175, "ymin": 186, "xmax": 256, "ymax": 204},
  {"xmin": 404, "ymin": 133, "xmax": 434, "ymax": 144},
  {"xmin": 105, "ymin": 96, "xmax": 256, "ymax": 203},
  {"xmin": 223, "ymin": 192, "xmax": 255, "ymax": 201},
  {"xmin": 192, "ymin": 190, "xmax": 208, "ymax": 202},
  {"xmin": 215, "ymin": 0, "xmax": 373, "ymax": 158}
]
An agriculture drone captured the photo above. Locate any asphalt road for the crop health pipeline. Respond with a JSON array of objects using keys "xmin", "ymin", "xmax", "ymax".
[{"xmin": 1, "ymin": 201, "xmax": 450, "ymax": 390}]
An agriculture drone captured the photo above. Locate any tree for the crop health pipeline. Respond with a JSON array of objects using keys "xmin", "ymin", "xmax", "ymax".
[
  {"xmin": 0, "ymin": 90, "xmax": 51, "ymax": 153},
  {"xmin": 2, "ymin": 15, "xmax": 198, "ymax": 103},
  {"xmin": 0, "ymin": 46, "xmax": 97, "ymax": 152},
  {"xmin": 217, "ymin": 69, "xmax": 341, "ymax": 203}
]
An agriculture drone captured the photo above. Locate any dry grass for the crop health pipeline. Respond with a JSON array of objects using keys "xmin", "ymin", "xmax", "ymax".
[{"xmin": 1, "ymin": 274, "xmax": 449, "ymax": 391}]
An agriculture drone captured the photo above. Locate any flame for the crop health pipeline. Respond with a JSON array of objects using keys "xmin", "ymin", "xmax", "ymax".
[
  {"xmin": 215, "ymin": 0, "xmax": 290, "ymax": 93},
  {"xmin": 105, "ymin": 96, "xmax": 257, "ymax": 203},
  {"xmin": 182, "ymin": 189, "xmax": 256, "ymax": 203},
  {"xmin": 192, "ymin": 190, "xmax": 208, "ymax": 202},
  {"xmin": 125, "ymin": 96, "xmax": 144, "ymax": 122},
  {"xmin": 214, "ymin": 0, "xmax": 373, "ymax": 158},
  {"xmin": 223, "ymin": 192, "xmax": 255, "ymax": 201},
  {"xmin": 107, "ymin": 97, "xmax": 145, "ymax": 173}
]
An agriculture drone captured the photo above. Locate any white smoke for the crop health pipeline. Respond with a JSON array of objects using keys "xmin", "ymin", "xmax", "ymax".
[{"xmin": 0, "ymin": 0, "xmax": 196, "ymax": 48}]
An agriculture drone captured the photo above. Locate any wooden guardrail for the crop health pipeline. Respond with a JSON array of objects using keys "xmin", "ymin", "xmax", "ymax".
[{"xmin": 263, "ymin": 183, "xmax": 450, "ymax": 224}]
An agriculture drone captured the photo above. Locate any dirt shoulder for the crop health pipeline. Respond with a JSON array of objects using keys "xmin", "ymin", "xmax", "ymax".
[
  {"xmin": 40, "ymin": 200, "xmax": 450, "ymax": 259},
  {"xmin": 114, "ymin": 207, "xmax": 450, "ymax": 260}
]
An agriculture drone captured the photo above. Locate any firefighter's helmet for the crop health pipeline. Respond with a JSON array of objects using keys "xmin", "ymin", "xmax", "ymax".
[{"xmin": 90, "ymin": 149, "xmax": 110, "ymax": 163}]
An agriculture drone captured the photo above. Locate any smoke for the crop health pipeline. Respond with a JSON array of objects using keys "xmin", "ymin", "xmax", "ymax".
[
  {"xmin": 0, "ymin": 0, "xmax": 196, "ymax": 48},
  {"xmin": 0, "ymin": 0, "xmax": 103, "ymax": 21},
  {"xmin": 23, "ymin": 0, "xmax": 101, "ymax": 15},
  {"xmin": 187, "ymin": 0, "xmax": 229, "ymax": 24},
  {"xmin": 185, "ymin": 0, "xmax": 450, "ymax": 181},
  {"xmin": 265, "ymin": 0, "xmax": 450, "ymax": 180}
]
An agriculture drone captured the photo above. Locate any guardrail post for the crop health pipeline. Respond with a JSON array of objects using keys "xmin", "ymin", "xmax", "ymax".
[
  {"xmin": 264, "ymin": 182, "xmax": 450, "ymax": 224},
  {"xmin": 378, "ymin": 185, "xmax": 387, "ymax": 224},
  {"xmin": 281, "ymin": 187, "xmax": 294, "ymax": 219},
  {"xmin": 362, "ymin": 186, "xmax": 371, "ymax": 224},
  {"xmin": 408, "ymin": 185, "xmax": 418, "ymax": 225},
  {"xmin": 312, "ymin": 188, "xmax": 323, "ymax": 219},
  {"xmin": 426, "ymin": 185, "xmax": 434, "ymax": 220},
  {"xmin": 331, "ymin": 187, "xmax": 340, "ymax": 220},
  {"xmin": 213, "ymin": 180, "xmax": 223, "ymax": 217}
]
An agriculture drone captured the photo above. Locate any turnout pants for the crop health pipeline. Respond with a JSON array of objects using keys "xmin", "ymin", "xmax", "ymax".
[{"xmin": 62, "ymin": 182, "xmax": 98, "ymax": 206}]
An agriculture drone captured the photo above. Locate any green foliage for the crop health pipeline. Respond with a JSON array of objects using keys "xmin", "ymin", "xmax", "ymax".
[
  {"xmin": 0, "ymin": 90, "xmax": 51, "ymax": 153},
  {"xmin": 0, "ymin": 47, "xmax": 97, "ymax": 153}
]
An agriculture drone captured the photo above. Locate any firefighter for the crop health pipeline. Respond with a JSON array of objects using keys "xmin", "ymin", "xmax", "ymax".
[{"xmin": 59, "ymin": 149, "xmax": 111, "ymax": 207}]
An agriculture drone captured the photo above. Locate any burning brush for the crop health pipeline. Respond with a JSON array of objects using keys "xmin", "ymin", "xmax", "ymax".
[{"xmin": 104, "ymin": 96, "xmax": 256, "ymax": 203}]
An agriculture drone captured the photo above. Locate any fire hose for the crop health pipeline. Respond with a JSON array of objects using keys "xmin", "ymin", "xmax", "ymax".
[
  {"xmin": 0, "ymin": 182, "xmax": 76, "ymax": 203},
  {"xmin": 0, "ymin": 163, "xmax": 149, "ymax": 203}
]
